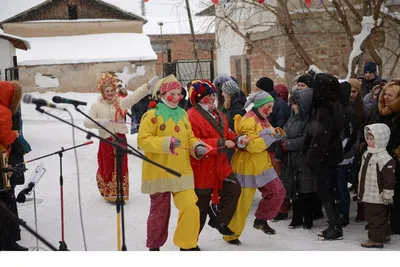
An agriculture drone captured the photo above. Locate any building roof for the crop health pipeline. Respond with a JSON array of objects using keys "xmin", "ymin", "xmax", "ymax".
[
  {"xmin": 0, "ymin": 0, "xmax": 146, "ymax": 26},
  {"xmin": 0, "ymin": 29, "xmax": 30, "ymax": 50},
  {"xmin": 16, "ymin": 33, "xmax": 156, "ymax": 66}
]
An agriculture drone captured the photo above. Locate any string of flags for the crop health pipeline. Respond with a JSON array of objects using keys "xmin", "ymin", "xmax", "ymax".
[{"xmin": 211, "ymin": 0, "xmax": 315, "ymax": 5}]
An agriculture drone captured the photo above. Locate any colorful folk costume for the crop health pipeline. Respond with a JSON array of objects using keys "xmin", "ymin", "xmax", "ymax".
[
  {"xmin": 138, "ymin": 74, "xmax": 207, "ymax": 251},
  {"xmin": 84, "ymin": 73, "xmax": 152, "ymax": 202},
  {"xmin": 224, "ymin": 91, "xmax": 286, "ymax": 245},
  {"xmin": 187, "ymin": 80, "xmax": 246, "ymax": 237}
]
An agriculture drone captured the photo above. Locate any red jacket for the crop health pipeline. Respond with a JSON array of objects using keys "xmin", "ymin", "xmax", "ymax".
[
  {"xmin": 187, "ymin": 104, "xmax": 238, "ymax": 204},
  {"xmin": 0, "ymin": 81, "xmax": 18, "ymax": 148}
]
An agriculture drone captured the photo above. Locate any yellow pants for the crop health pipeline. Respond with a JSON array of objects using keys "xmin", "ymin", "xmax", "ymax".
[
  {"xmin": 172, "ymin": 189, "xmax": 200, "ymax": 249},
  {"xmin": 223, "ymin": 188, "xmax": 256, "ymax": 241}
]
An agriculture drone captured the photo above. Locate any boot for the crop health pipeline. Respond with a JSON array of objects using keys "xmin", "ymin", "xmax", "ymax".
[
  {"xmin": 360, "ymin": 240, "xmax": 383, "ymax": 248},
  {"xmin": 289, "ymin": 199, "xmax": 303, "ymax": 229},
  {"xmin": 321, "ymin": 225, "xmax": 343, "ymax": 240},
  {"xmin": 226, "ymin": 239, "xmax": 242, "ymax": 245},
  {"xmin": 208, "ymin": 219, "xmax": 235, "ymax": 236},
  {"xmin": 6, "ymin": 242, "xmax": 29, "ymax": 251},
  {"xmin": 149, "ymin": 248, "xmax": 160, "ymax": 251},
  {"xmin": 355, "ymin": 202, "xmax": 365, "ymax": 222},
  {"xmin": 253, "ymin": 219, "xmax": 276, "ymax": 235},
  {"xmin": 180, "ymin": 246, "xmax": 201, "ymax": 251}
]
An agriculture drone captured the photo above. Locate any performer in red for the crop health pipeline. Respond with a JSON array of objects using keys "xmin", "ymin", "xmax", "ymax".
[{"xmin": 84, "ymin": 73, "xmax": 158, "ymax": 203}]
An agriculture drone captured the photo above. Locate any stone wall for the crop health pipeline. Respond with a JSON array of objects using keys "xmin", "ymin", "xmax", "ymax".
[{"xmin": 18, "ymin": 60, "xmax": 156, "ymax": 93}]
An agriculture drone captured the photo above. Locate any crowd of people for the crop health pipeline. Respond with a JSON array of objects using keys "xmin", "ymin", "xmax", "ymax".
[{"xmin": 0, "ymin": 60, "xmax": 399, "ymax": 251}]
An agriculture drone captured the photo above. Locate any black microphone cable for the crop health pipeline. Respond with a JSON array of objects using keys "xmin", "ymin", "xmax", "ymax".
[{"xmin": 65, "ymin": 109, "xmax": 88, "ymax": 251}]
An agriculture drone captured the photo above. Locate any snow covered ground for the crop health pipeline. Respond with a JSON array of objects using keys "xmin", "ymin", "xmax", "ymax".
[{"xmin": 3, "ymin": 91, "xmax": 399, "ymax": 265}]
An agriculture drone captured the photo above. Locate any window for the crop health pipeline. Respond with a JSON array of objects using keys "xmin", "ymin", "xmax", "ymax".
[
  {"xmin": 68, "ymin": 5, "xmax": 78, "ymax": 20},
  {"xmin": 151, "ymin": 42, "xmax": 168, "ymax": 53},
  {"xmin": 194, "ymin": 40, "xmax": 214, "ymax": 51}
]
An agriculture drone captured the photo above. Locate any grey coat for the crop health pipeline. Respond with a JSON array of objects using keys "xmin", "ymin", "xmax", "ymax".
[{"xmin": 280, "ymin": 88, "xmax": 315, "ymax": 198}]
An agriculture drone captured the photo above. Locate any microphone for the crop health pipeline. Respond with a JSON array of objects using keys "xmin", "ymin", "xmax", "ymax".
[
  {"xmin": 52, "ymin": 96, "xmax": 87, "ymax": 107},
  {"xmin": 23, "ymin": 94, "xmax": 66, "ymax": 111}
]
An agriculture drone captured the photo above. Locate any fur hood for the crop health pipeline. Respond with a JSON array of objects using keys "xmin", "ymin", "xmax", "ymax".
[{"xmin": 0, "ymin": 81, "xmax": 22, "ymax": 114}]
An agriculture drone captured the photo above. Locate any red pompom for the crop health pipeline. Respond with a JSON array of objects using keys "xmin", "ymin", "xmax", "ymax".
[
  {"xmin": 258, "ymin": 0, "xmax": 265, "ymax": 3},
  {"xmin": 212, "ymin": 0, "xmax": 218, "ymax": 4},
  {"xmin": 305, "ymin": 0, "xmax": 312, "ymax": 5},
  {"xmin": 148, "ymin": 101, "xmax": 157, "ymax": 109}
]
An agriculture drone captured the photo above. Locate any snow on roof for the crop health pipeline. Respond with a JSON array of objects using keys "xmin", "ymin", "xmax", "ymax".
[
  {"xmin": 0, "ymin": 28, "xmax": 30, "ymax": 50},
  {"xmin": 143, "ymin": 15, "xmax": 215, "ymax": 35},
  {"xmin": 16, "ymin": 33, "xmax": 157, "ymax": 66}
]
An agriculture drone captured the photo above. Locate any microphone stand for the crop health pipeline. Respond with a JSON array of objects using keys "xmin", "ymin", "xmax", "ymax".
[
  {"xmin": 34, "ymin": 105, "xmax": 180, "ymax": 251},
  {"xmin": 19, "ymin": 140, "xmax": 94, "ymax": 251}
]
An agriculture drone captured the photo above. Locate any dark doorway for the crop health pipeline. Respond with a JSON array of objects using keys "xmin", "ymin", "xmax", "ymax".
[{"xmin": 68, "ymin": 5, "xmax": 78, "ymax": 20}]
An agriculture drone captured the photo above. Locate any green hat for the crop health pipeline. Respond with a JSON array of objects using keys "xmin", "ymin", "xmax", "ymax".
[{"xmin": 253, "ymin": 91, "xmax": 274, "ymax": 108}]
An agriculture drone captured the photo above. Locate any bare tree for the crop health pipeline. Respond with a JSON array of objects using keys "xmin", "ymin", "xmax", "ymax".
[{"xmin": 204, "ymin": 0, "xmax": 400, "ymax": 78}]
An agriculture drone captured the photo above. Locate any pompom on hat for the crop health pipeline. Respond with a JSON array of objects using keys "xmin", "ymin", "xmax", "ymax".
[
  {"xmin": 97, "ymin": 72, "xmax": 117, "ymax": 97},
  {"xmin": 188, "ymin": 79, "xmax": 216, "ymax": 105},
  {"xmin": 152, "ymin": 74, "xmax": 183, "ymax": 97}
]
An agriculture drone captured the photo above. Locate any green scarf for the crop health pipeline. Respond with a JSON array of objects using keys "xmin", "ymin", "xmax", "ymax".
[{"xmin": 155, "ymin": 102, "xmax": 186, "ymax": 124}]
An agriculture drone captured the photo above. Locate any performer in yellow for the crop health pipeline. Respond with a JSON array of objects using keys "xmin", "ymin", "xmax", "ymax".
[
  {"xmin": 137, "ymin": 74, "xmax": 207, "ymax": 251},
  {"xmin": 224, "ymin": 91, "xmax": 286, "ymax": 245}
]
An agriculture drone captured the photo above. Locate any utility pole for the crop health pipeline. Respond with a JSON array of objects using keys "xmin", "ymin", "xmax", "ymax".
[
  {"xmin": 184, "ymin": 0, "xmax": 202, "ymax": 77},
  {"xmin": 140, "ymin": 0, "xmax": 146, "ymax": 16}
]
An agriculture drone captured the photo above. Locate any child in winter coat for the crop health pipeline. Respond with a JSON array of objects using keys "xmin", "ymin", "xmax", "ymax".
[
  {"xmin": 137, "ymin": 74, "xmax": 207, "ymax": 251},
  {"xmin": 358, "ymin": 123, "xmax": 396, "ymax": 248},
  {"xmin": 187, "ymin": 79, "xmax": 249, "ymax": 238},
  {"xmin": 223, "ymin": 91, "xmax": 286, "ymax": 245}
]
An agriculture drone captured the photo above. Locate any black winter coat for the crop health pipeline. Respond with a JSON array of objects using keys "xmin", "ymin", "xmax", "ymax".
[{"xmin": 305, "ymin": 74, "xmax": 344, "ymax": 168}]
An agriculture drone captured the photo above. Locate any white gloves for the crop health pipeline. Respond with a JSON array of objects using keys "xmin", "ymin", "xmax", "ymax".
[
  {"xmin": 147, "ymin": 75, "xmax": 160, "ymax": 92},
  {"xmin": 236, "ymin": 135, "xmax": 248, "ymax": 149},
  {"xmin": 195, "ymin": 144, "xmax": 207, "ymax": 157},
  {"xmin": 380, "ymin": 190, "xmax": 394, "ymax": 204}
]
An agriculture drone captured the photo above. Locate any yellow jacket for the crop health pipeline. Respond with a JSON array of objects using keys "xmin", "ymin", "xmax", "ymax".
[
  {"xmin": 138, "ymin": 103, "xmax": 202, "ymax": 194},
  {"xmin": 231, "ymin": 111, "xmax": 279, "ymax": 188}
]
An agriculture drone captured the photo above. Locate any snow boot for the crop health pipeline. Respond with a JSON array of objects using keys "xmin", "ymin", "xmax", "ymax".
[
  {"xmin": 319, "ymin": 225, "xmax": 343, "ymax": 240},
  {"xmin": 180, "ymin": 246, "xmax": 201, "ymax": 251},
  {"xmin": 226, "ymin": 239, "xmax": 242, "ymax": 245},
  {"xmin": 253, "ymin": 219, "xmax": 276, "ymax": 235},
  {"xmin": 208, "ymin": 219, "xmax": 235, "ymax": 236},
  {"xmin": 149, "ymin": 248, "xmax": 160, "ymax": 251},
  {"xmin": 361, "ymin": 240, "xmax": 383, "ymax": 248}
]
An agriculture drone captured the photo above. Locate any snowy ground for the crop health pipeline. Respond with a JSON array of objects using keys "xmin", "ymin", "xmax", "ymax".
[{"xmin": 3, "ymin": 92, "xmax": 399, "ymax": 264}]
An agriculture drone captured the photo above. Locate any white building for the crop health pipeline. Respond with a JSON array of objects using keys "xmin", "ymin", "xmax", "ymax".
[{"xmin": 0, "ymin": 29, "xmax": 30, "ymax": 80}]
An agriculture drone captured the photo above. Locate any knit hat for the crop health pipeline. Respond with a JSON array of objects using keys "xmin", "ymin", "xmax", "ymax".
[
  {"xmin": 213, "ymin": 74, "xmax": 232, "ymax": 93},
  {"xmin": 297, "ymin": 73, "xmax": 314, "ymax": 88},
  {"xmin": 274, "ymin": 84, "xmax": 289, "ymax": 103},
  {"xmin": 153, "ymin": 74, "xmax": 182, "ymax": 96},
  {"xmin": 256, "ymin": 77, "xmax": 274, "ymax": 92},
  {"xmin": 349, "ymin": 78, "xmax": 361, "ymax": 93},
  {"xmin": 98, "ymin": 72, "xmax": 117, "ymax": 97},
  {"xmin": 364, "ymin": 62, "xmax": 377, "ymax": 74},
  {"xmin": 188, "ymin": 79, "xmax": 216, "ymax": 105},
  {"xmin": 251, "ymin": 91, "xmax": 275, "ymax": 109},
  {"xmin": 221, "ymin": 80, "xmax": 240, "ymax": 96}
]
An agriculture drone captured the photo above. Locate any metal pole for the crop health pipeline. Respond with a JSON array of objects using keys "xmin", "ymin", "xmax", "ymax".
[{"xmin": 159, "ymin": 22, "xmax": 164, "ymax": 76}]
